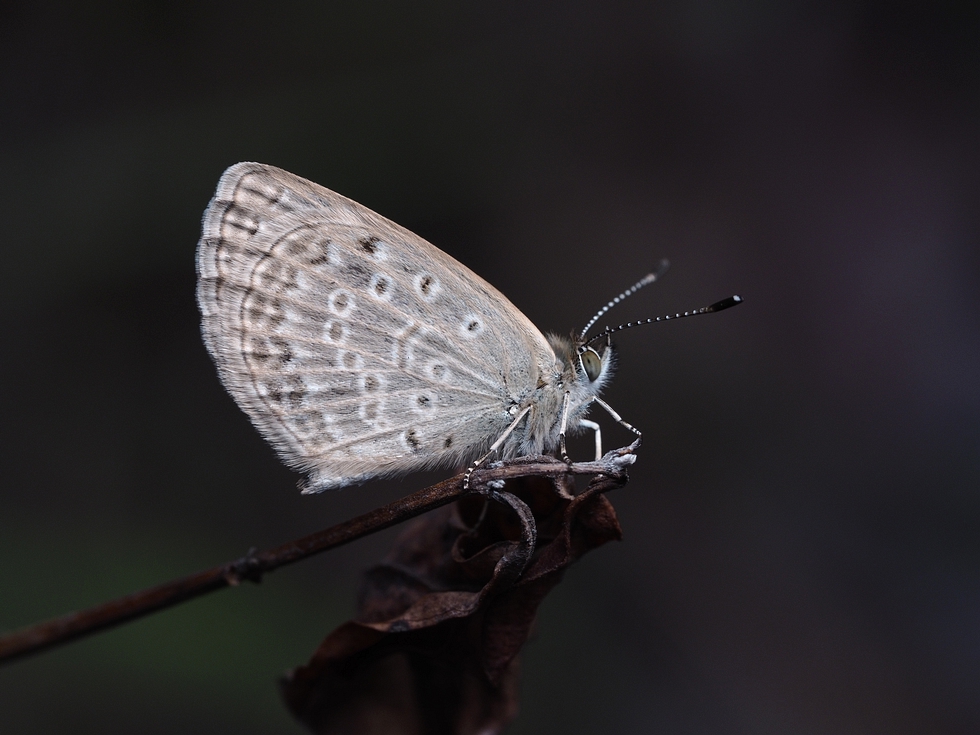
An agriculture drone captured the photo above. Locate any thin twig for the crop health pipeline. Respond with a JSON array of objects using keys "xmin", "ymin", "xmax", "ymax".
[{"xmin": 0, "ymin": 444, "xmax": 637, "ymax": 666}]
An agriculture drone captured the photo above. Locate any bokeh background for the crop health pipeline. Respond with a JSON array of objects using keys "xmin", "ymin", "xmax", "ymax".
[{"xmin": 1, "ymin": 2, "xmax": 978, "ymax": 733}]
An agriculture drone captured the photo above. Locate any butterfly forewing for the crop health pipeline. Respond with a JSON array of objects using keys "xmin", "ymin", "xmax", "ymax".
[{"xmin": 197, "ymin": 163, "xmax": 556, "ymax": 491}]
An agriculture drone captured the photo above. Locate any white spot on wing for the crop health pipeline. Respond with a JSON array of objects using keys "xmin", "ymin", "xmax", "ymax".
[
  {"xmin": 323, "ymin": 320, "xmax": 346, "ymax": 343},
  {"xmin": 369, "ymin": 273, "xmax": 393, "ymax": 301},
  {"xmin": 460, "ymin": 314, "xmax": 485, "ymax": 339},
  {"xmin": 414, "ymin": 273, "xmax": 441, "ymax": 302},
  {"xmin": 328, "ymin": 289, "xmax": 355, "ymax": 317}
]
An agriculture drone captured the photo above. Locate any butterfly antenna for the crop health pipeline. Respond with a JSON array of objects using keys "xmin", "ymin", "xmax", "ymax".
[
  {"xmin": 581, "ymin": 295, "xmax": 744, "ymax": 350},
  {"xmin": 580, "ymin": 259, "xmax": 670, "ymax": 339}
]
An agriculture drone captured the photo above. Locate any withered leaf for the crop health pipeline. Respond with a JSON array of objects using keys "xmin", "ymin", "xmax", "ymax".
[{"xmin": 282, "ymin": 471, "xmax": 625, "ymax": 735}]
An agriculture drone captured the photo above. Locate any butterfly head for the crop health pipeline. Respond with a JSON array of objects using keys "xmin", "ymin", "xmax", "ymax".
[
  {"xmin": 576, "ymin": 334, "xmax": 615, "ymax": 386},
  {"xmin": 546, "ymin": 332, "xmax": 617, "ymax": 401}
]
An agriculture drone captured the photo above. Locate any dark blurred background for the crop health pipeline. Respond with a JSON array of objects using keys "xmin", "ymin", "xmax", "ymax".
[{"xmin": 1, "ymin": 2, "xmax": 978, "ymax": 733}]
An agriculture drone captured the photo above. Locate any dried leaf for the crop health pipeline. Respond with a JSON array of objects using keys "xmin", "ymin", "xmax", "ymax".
[{"xmin": 282, "ymin": 472, "xmax": 624, "ymax": 735}]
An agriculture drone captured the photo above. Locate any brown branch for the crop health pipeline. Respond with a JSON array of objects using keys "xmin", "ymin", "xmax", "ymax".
[{"xmin": 0, "ymin": 444, "xmax": 637, "ymax": 666}]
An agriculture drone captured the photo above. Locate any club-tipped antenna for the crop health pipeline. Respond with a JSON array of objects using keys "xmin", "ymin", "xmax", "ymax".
[
  {"xmin": 580, "ymin": 259, "xmax": 670, "ymax": 339},
  {"xmin": 580, "ymin": 295, "xmax": 744, "ymax": 351}
]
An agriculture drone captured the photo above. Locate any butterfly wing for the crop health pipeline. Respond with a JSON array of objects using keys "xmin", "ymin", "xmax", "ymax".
[{"xmin": 197, "ymin": 162, "xmax": 555, "ymax": 492}]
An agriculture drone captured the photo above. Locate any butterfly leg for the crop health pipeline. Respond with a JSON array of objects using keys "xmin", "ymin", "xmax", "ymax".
[
  {"xmin": 578, "ymin": 419, "xmax": 602, "ymax": 461},
  {"xmin": 559, "ymin": 394, "xmax": 603, "ymax": 462},
  {"xmin": 463, "ymin": 405, "xmax": 531, "ymax": 489},
  {"xmin": 558, "ymin": 391, "xmax": 574, "ymax": 463},
  {"xmin": 593, "ymin": 396, "xmax": 642, "ymax": 442}
]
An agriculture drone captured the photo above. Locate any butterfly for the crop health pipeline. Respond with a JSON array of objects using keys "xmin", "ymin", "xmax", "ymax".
[{"xmin": 196, "ymin": 163, "xmax": 740, "ymax": 493}]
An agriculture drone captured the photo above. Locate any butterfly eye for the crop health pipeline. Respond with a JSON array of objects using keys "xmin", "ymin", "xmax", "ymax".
[{"xmin": 580, "ymin": 347, "xmax": 603, "ymax": 382}]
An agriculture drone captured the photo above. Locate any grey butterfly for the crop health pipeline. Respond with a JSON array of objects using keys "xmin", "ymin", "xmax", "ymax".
[{"xmin": 197, "ymin": 163, "xmax": 729, "ymax": 494}]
